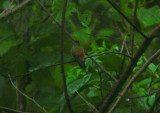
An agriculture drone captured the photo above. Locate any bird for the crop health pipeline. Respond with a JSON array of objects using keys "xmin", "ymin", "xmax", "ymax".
[{"xmin": 71, "ymin": 40, "xmax": 85, "ymax": 69}]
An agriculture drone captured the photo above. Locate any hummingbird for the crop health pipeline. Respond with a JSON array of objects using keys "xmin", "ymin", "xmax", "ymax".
[{"xmin": 71, "ymin": 40, "xmax": 85, "ymax": 69}]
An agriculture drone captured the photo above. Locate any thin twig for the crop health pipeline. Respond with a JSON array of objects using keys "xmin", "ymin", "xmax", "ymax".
[
  {"xmin": 99, "ymin": 71, "xmax": 103, "ymax": 99},
  {"xmin": 0, "ymin": 0, "xmax": 14, "ymax": 16},
  {"xmin": 130, "ymin": 0, "xmax": 138, "ymax": 112},
  {"xmin": 85, "ymin": 51, "xmax": 117, "ymax": 82},
  {"xmin": 107, "ymin": 0, "xmax": 148, "ymax": 39},
  {"xmin": 0, "ymin": 0, "xmax": 32, "ymax": 19},
  {"xmin": 60, "ymin": 0, "xmax": 73, "ymax": 112},
  {"xmin": 0, "ymin": 51, "xmax": 132, "ymax": 79},
  {"xmin": 0, "ymin": 106, "xmax": 28, "ymax": 113},
  {"xmin": 76, "ymin": 91, "xmax": 99, "ymax": 113},
  {"xmin": 36, "ymin": 0, "xmax": 75, "ymax": 42},
  {"xmin": 8, "ymin": 74, "xmax": 47, "ymax": 113},
  {"xmin": 107, "ymin": 49, "xmax": 160, "ymax": 113}
]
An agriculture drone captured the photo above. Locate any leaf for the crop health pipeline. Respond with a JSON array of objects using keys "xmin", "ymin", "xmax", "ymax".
[
  {"xmin": 137, "ymin": 6, "xmax": 160, "ymax": 27},
  {"xmin": 137, "ymin": 77, "xmax": 152, "ymax": 87},
  {"xmin": 148, "ymin": 63, "xmax": 157, "ymax": 73},
  {"xmin": 78, "ymin": 10, "xmax": 92, "ymax": 27},
  {"xmin": 60, "ymin": 74, "xmax": 92, "ymax": 113}
]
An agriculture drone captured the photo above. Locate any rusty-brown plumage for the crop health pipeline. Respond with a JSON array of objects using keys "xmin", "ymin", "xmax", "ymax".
[{"xmin": 71, "ymin": 40, "xmax": 85, "ymax": 69}]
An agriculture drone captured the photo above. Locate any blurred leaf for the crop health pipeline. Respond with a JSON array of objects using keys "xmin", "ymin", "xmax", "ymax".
[
  {"xmin": 78, "ymin": 10, "xmax": 92, "ymax": 27},
  {"xmin": 148, "ymin": 63, "xmax": 157, "ymax": 73},
  {"xmin": 137, "ymin": 6, "xmax": 160, "ymax": 27},
  {"xmin": 60, "ymin": 74, "xmax": 91, "ymax": 113}
]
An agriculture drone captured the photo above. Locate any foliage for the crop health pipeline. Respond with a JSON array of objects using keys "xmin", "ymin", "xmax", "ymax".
[{"xmin": 0, "ymin": 0, "xmax": 159, "ymax": 113}]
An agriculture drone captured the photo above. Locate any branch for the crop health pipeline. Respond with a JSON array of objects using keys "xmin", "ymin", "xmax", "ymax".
[
  {"xmin": 107, "ymin": 0, "xmax": 148, "ymax": 39},
  {"xmin": 87, "ymin": 51, "xmax": 132, "ymax": 59},
  {"xmin": 99, "ymin": 25, "xmax": 160, "ymax": 113},
  {"xmin": 148, "ymin": 25, "xmax": 160, "ymax": 38},
  {"xmin": 108, "ymin": 49, "xmax": 160, "ymax": 113},
  {"xmin": 120, "ymin": 87, "xmax": 160, "ymax": 99},
  {"xmin": 76, "ymin": 91, "xmax": 99, "ymax": 113},
  {"xmin": 60, "ymin": 0, "xmax": 73, "ymax": 112},
  {"xmin": 130, "ymin": 0, "xmax": 138, "ymax": 112},
  {"xmin": 0, "ymin": 0, "xmax": 32, "ymax": 20},
  {"xmin": 0, "ymin": 0, "xmax": 14, "ymax": 16},
  {"xmin": 0, "ymin": 106, "xmax": 28, "ymax": 113},
  {"xmin": 85, "ymin": 51, "xmax": 117, "ymax": 82},
  {"xmin": 0, "ymin": 51, "xmax": 131, "ymax": 79},
  {"xmin": 8, "ymin": 75, "xmax": 47, "ymax": 113},
  {"xmin": 36, "ymin": 0, "xmax": 75, "ymax": 42},
  {"xmin": 36, "ymin": 0, "xmax": 117, "ymax": 82}
]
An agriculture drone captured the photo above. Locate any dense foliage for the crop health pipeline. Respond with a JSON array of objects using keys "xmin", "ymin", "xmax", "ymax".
[{"xmin": 0, "ymin": 0, "xmax": 159, "ymax": 113}]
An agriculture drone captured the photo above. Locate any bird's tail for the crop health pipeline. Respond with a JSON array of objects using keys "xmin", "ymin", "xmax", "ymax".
[{"xmin": 78, "ymin": 60, "xmax": 85, "ymax": 69}]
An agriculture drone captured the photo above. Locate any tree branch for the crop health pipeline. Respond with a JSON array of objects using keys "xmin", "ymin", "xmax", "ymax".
[
  {"xmin": 0, "ymin": 51, "xmax": 131, "ymax": 79},
  {"xmin": 130, "ymin": 0, "xmax": 138, "ymax": 112},
  {"xmin": 108, "ymin": 49, "xmax": 160, "ymax": 113},
  {"xmin": 107, "ymin": 0, "xmax": 148, "ymax": 39},
  {"xmin": 0, "ymin": 106, "xmax": 28, "ymax": 113},
  {"xmin": 8, "ymin": 75, "xmax": 47, "ymax": 113},
  {"xmin": 99, "ymin": 25, "xmax": 160, "ymax": 113},
  {"xmin": 0, "ymin": 0, "xmax": 32, "ymax": 20},
  {"xmin": 60, "ymin": 0, "xmax": 73, "ymax": 112}
]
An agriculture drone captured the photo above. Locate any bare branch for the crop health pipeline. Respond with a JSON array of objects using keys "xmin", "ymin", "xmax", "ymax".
[
  {"xmin": 0, "ymin": 106, "xmax": 28, "ymax": 113},
  {"xmin": 108, "ymin": 49, "xmax": 160, "ymax": 113},
  {"xmin": 60, "ymin": 0, "xmax": 73, "ymax": 112},
  {"xmin": 130, "ymin": 0, "xmax": 138, "ymax": 112},
  {"xmin": 85, "ymin": 51, "xmax": 117, "ymax": 82},
  {"xmin": 0, "ymin": 51, "xmax": 131, "ymax": 79},
  {"xmin": 8, "ymin": 75, "xmax": 47, "ymax": 113},
  {"xmin": 76, "ymin": 91, "xmax": 99, "ymax": 113},
  {"xmin": 0, "ymin": 0, "xmax": 32, "ymax": 19},
  {"xmin": 0, "ymin": 0, "xmax": 14, "ymax": 16},
  {"xmin": 107, "ymin": 0, "xmax": 148, "ymax": 39},
  {"xmin": 148, "ymin": 25, "xmax": 160, "ymax": 38}
]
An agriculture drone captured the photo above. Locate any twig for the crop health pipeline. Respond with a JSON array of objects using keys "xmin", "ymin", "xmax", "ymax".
[
  {"xmin": 36, "ymin": 0, "xmax": 75, "ymax": 42},
  {"xmin": 107, "ymin": 49, "xmax": 160, "ymax": 113},
  {"xmin": 87, "ymin": 33, "xmax": 122, "ymax": 40},
  {"xmin": 0, "ymin": 0, "xmax": 32, "ymax": 19},
  {"xmin": 87, "ymin": 51, "xmax": 132, "ymax": 59},
  {"xmin": 60, "ymin": 0, "xmax": 73, "ymax": 112},
  {"xmin": 99, "ymin": 25, "xmax": 160, "ymax": 113},
  {"xmin": 107, "ymin": 0, "xmax": 148, "ymax": 39},
  {"xmin": 119, "ymin": 88, "xmax": 160, "ymax": 99},
  {"xmin": 36, "ymin": 0, "xmax": 117, "ymax": 82},
  {"xmin": 0, "ymin": 0, "xmax": 14, "ymax": 16},
  {"xmin": 85, "ymin": 51, "xmax": 117, "ymax": 82},
  {"xmin": 0, "ymin": 106, "xmax": 28, "ymax": 113},
  {"xmin": 99, "ymin": 71, "xmax": 103, "ymax": 99},
  {"xmin": 130, "ymin": 0, "xmax": 138, "ymax": 112},
  {"xmin": 119, "ymin": 31, "xmax": 130, "ymax": 55},
  {"xmin": 76, "ymin": 91, "xmax": 99, "ymax": 113},
  {"xmin": 0, "ymin": 51, "xmax": 132, "ymax": 79},
  {"xmin": 8, "ymin": 74, "xmax": 47, "ymax": 113}
]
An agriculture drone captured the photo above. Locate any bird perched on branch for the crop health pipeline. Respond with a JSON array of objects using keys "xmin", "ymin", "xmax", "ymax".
[{"xmin": 71, "ymin": 40, "xmax": 85, "ymax": 69}]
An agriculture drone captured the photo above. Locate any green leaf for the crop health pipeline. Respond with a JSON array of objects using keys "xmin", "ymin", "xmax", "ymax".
[
  {"xmin": 78, "ymin": 10, "xmax": 92, "ymax": 27},
  {"xmin": 137, "ymin": 6, "xmax": 160, "ymax": 27},
  {"xmin": 148, "ymin": 63, "xmax": 157, "ymax": 73},
  {"xmin": 60, "ymin": 74, "xmax": 91, "ymax": 113}
]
